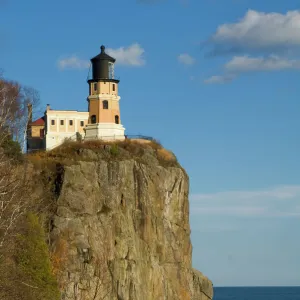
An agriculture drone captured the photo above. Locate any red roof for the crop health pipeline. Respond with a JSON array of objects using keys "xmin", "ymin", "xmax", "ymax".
[{"xmin": 31, "ymin": 117, "xmax": 45, "ymax": 126}]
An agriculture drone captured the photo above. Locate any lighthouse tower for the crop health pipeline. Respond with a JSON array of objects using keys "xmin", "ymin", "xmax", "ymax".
[{"xmin": 84, "ymin": 45, "xmax": 125, "ymax": 141}]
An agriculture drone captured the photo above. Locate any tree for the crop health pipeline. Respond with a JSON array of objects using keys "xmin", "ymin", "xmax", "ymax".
[
  {"xmin": 0, "ymin": 73, "xmax": 56, "ymax": 299},
  {"xmin": 0, "ymin": 74, "xmax": 40, "ymax": 249},
  {"xmin": 0, "ymin": 77, "xmax": 20, "ymax": 144},
  {"xmin": 0, "ymin": 147, "xmax": 28, "ymax": 249},
  {"xmin": 0, "ymin": 75, "xmax": 41, "ymax": 152}
]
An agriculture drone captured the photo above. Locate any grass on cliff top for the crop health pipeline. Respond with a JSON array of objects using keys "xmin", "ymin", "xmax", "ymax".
[{"xmin": 27, "ymin": 138, "xmax": 179, "ymax": 170}]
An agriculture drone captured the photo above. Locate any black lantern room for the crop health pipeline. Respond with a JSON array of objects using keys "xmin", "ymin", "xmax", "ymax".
[{"xmin": 88, "ymin": 45, "xmax": 119, "ymax": 83}]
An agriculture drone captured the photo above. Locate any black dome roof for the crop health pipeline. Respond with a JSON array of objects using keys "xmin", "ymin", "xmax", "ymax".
[{"xmin": 91, "ymin": 45, "xmax": 116, "ymax": 63}]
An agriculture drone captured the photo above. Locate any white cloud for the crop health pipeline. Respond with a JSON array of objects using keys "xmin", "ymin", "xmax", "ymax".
[
  {"xmin": 190, "ymin": 185, "xmax": 300, "ymax": 217},
  {"xmin": 204, "ymin": 55, "xmax": 300, "ymax": 84},
  {"xmin": 204, "ymin": 74, "xmax": 236, "ymax": 84},
  {"xmin": 57, "ymin": 55, "xmax": 90, "ymax": 70},
  {"xmin": 210, "ymin": 9, "xmax": 300, "ymax": 54},
  {"xmin": 106, "ymin": 43, "xmax": 145, "ymax": 66},
  {"xmin": 57, "ymin": 43, "xmax": 145, "ymax": 70},
  {"xmin": 204, "ymin": 10, "xmax": 300, "ymax": 83},
  {"xmin": 178, "ymin": 53, "xmax": 196, "ymax": 65},
  {"xmin": 225, "ymin": 55, "xmax": 300, "ymax": 72}
]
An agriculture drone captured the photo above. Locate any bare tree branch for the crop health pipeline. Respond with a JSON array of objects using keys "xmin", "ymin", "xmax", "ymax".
[
  {"xmin": 19, "ymin": 281, "xmax": 39, "ymax": 289},
  {"xmin": 0, "ymin": 75, "xmax": 36, "ymax": 249},
  {"xmin": 0, "ymin": 75, "xmax": 41, "ymax": 152}
]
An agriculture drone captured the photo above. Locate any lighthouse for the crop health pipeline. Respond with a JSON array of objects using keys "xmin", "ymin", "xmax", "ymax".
[{"xmin": 84, "ymin": 45, "xmax": 125, "ymax": 141}]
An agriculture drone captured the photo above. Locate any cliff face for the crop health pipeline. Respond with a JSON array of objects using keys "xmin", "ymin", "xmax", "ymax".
[{"xmin": 49, "ymin": 147, "xmax": 213, "ymax": 300}]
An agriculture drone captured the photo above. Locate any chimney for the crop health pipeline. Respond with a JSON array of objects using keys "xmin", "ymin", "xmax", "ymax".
[
  {"xmin": 46, "ymin": 104, "xmax": 50, "ymax": 111},
  {"xmin": 27, "ymin": 103, "xmax": 33, "ymax": 124}
]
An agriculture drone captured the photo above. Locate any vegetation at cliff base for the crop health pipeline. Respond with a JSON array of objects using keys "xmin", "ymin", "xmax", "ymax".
[
  {"xmin": 0, "ymin": 79, "xmax": 59, "ymax": 299},
  {"xmin": 0, "ymin": 212, "xmax": 60, "ymax": 300},
  {"xmin": 15, "ymin": 213, "xmax": 60, "ymax": 300}
]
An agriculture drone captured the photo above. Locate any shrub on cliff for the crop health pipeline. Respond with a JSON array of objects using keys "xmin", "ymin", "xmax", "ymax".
[
  {"xmin": 15, "ymin": 213, "xmax": 60, "ymax": 300},
  {"xmin": 0, "ymin": 132, "xmax": 23, "ymax": 162}
]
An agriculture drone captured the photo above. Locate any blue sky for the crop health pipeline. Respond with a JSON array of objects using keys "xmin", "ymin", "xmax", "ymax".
[{"xmin": 1, "ymin": 0, "xmax": 300, "ymax": 287}]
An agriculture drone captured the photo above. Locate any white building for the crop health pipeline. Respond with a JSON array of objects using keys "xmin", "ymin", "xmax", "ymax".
[{"xmin": 44, "ymin": 106, "xmax": 88, "ymax": 150}]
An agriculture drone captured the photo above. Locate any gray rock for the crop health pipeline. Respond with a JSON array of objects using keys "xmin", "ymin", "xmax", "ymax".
[{"xmin": 50, "ymin": 156, "xmax": 213, "ymax": 300}]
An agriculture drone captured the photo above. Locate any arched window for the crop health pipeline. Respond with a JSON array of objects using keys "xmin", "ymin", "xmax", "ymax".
[
  {"xmin": 91, "ymin": 115, "xmax": 96, "ymax": 124},
  {"xmin": 103, "ymin": 100, "xmax": 108, "ymax": 109},
  {"xmin": 115, "ymin": 115, "xmax": 119, "ymax": 124}
]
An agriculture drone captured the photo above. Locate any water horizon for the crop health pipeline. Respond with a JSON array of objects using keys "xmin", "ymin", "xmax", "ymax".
[
  {"xmin": 214, "ymin": 285, "xmax": 300, "ymax": 288},
  {"xmin": 213, "ymin": 286, "xmax": 300, "ymax": 300}
]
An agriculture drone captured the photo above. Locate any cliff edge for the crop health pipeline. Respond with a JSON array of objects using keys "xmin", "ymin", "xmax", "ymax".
[{"xmin": 36, "ymin": 140, "xmax": 213, "ymax": 300}]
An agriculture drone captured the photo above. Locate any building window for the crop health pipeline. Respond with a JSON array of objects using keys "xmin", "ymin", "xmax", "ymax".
[
  {"xmin": 40, "ymin": 129, "xmax": 44, "ymax": 138},
  {"xmin": 51, "ymin": 120, "xmax": 55, "ymax": 126},
  {"xmin": 60, "ymin": 120, "xmax": 64, "ymax": 126},
  {"xmin": 93, "ymin": 83, "xmax": 97, "ymax": 91},
  {"xmin": 80, "ymin": 121, "xmax": 84, "ymax": 127},
  {"xmin": 103, "ymin": 100, "xmax": 108, "ymax": 109},
  {"xmin": 69, "ymin": 120, "xmax": 73, "ymax": 126},
  {"xmin": 91, "ymin": 115, "xmax": 96, "ymax": 124},
  {"xmin": 115, "ymin": 115, "xmax": 119, "ymax": 124},
  {"xmin": 112, "ymin": 84, "xmax": 115, "ymax": 91}
]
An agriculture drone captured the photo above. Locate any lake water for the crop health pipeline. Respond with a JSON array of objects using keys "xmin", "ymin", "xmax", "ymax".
[{"xmin": 213, "ymin": 287, "xmax": 300, "ymax": 300}]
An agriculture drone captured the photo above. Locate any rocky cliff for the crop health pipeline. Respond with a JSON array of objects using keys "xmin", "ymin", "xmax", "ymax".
[{"xmin": 45, "ymin": 141, "xmax": 213, "ymax": 300}]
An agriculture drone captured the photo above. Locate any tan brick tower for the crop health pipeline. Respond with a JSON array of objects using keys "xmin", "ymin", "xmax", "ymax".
[{"xmin": 84, "ymin": 45, "xmax": 125, "ymax": 140}]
